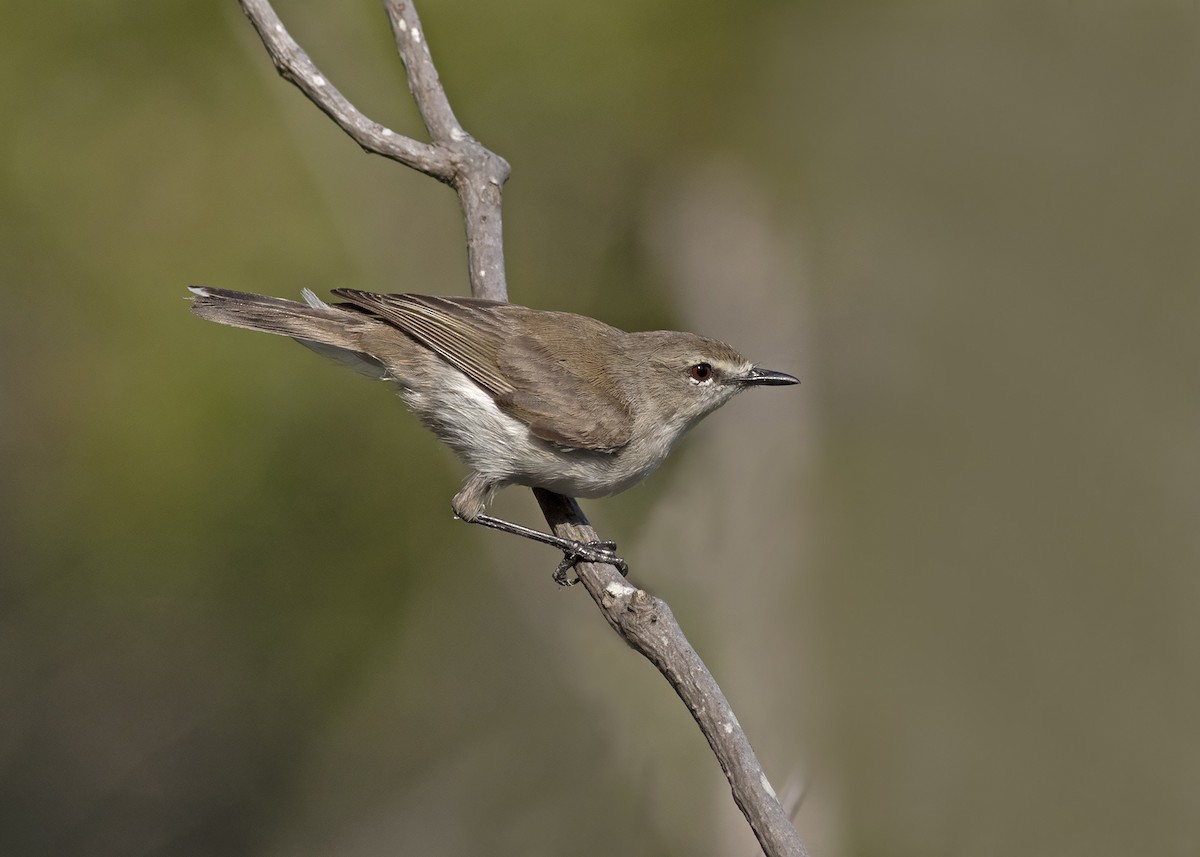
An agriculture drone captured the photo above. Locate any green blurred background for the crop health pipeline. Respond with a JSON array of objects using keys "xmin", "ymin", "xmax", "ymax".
[{"xmin": 2, "ymin": 1, "xmax": 1197, "ymax": 855}]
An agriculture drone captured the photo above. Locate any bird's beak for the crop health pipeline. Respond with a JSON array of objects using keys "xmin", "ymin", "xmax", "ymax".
[{"xmin": 741, "ymin": 366, "xmax": 799, "ymax": 386}]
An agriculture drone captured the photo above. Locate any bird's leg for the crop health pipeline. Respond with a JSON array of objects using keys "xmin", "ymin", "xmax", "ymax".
[
  {"xmin": 463, "ymin": 513, "xmax": 629, "ymax": 586},
  {"xmin": 453, "ymin": 475, "xmax": 628, "ymax": 584}
]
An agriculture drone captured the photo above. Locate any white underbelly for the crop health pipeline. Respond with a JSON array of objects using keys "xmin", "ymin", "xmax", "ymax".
[{"xmin": 399, "ymin": 368, "xmax": 668, "ymax": 498}]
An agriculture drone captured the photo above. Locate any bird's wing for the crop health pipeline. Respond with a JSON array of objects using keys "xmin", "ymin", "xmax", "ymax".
[
  {"xmin": 331, "ymin": 290, "xmax": 514, "ymax": 396},
  {"xmin": 331, "ymin": 290, "xmax": 632, "ymax": 451},
  {"xmin": 495, "ymin": 333, "xmax": 632, "ymax": 452}
]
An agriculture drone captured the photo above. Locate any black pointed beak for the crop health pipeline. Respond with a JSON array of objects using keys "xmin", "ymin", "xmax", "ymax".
[{"xmin": 742, "ymin": 366, "xmax": 799, "ymax": 386}]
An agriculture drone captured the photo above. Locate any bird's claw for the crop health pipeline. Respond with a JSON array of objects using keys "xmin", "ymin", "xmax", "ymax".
[{"xmin": 552, "ymin": 539, "xmax": 630, "ymax": 586}]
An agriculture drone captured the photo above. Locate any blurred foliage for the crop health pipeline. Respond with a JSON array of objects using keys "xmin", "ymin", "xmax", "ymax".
[{"xmin": 1, "ymin": 1, "xmax": 1198, "ymax": 856}]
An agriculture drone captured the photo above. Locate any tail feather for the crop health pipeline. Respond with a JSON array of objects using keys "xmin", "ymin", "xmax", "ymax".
[
  {"xmin": 188, "ymin": 286, "xmax": 386, "ymax": 378},
  {"xmin": 189, "ymin": 286, "xmax": 362, "ymax": 342}
]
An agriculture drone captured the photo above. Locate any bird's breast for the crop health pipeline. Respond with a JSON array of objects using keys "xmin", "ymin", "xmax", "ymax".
[{"xmin": 395, "ymin": 364, "xmax": 689, "ymax": 499}]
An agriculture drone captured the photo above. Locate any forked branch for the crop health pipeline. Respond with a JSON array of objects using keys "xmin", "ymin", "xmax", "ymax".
[
  {"xmin": 235, "ymin": 2, "xmax": 806, "ymax": 855},
  {"xmin": 239, "ymin": 0, "xmax": 509, "ymax": 299}
]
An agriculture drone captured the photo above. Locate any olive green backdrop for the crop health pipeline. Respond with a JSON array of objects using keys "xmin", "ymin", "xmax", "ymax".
[{"xmin": 1, "ymin": 2, "xmax": 1196, "ymax": 856}]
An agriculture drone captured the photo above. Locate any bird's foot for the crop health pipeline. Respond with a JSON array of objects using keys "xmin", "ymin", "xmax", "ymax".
[{"xmin": 553, "ymin": 540, "xmax": 629, "ymax": 586}]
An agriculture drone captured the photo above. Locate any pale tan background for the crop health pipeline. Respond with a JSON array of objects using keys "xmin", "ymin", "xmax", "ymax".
[{"xmin": 1, "ymin": 2, "xmax": 1196, "ymax": 856}]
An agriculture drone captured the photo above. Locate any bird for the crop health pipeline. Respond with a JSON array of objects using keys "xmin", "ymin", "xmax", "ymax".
[{"xmin": 189, "ymin": 286, "xmax": 798, "ymax": 582}]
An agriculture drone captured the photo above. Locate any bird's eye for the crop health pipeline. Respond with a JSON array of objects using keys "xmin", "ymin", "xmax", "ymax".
[{"xmin": 689, "ymin": 363, "xmax": 713, "ymax": 383}]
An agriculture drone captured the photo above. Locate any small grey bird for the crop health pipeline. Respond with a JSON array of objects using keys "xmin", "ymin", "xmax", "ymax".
[{"xmin": 189, "ymin": 287, "xmax": 798, "ymax": 581}]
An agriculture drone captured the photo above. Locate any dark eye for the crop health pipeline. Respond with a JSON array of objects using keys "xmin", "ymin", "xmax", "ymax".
[{"xmin": 689, "ymin": 363, "xmax": 713, "ymax": 382}]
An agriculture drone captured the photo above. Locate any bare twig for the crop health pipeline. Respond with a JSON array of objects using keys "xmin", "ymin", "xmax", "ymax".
[
  {"xmin": 239, "ymin": 0, "xmax": 449, "ymax": 179},
  {"xmin": 235, "ymin": 2, "xmax": 806, "ymax": 855},
  {"xmin": 534, "ymin": 491, "xmax": 808, "ymax": 857},
  {"xmin": 381, "ymin": 0, "xmax": 509, "ymax": 299},
  {"xmin": 239, "ymin": 0, "xmax": 509, "ymax": 300},
  {"xmin": 382, "ymin": 1, "xmax": 465, "ymax": 146}
]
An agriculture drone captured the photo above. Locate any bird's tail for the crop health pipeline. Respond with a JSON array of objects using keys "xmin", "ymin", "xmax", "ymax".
[{"xmin": 188, "ymin": 286, "xmax": 386, "ymax": 378}]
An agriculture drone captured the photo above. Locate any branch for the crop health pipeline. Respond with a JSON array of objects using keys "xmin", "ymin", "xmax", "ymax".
[
  {"xmin": 534, "ymin": 492, "xmax": 808, "ymax": 857},
  {"xmin": 239, "ymin": 0, "xmax": 509, "ymax": 300},
  {"xmin": 236, "ymin": 3, "xmax": 806, "ymax": 855}
]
